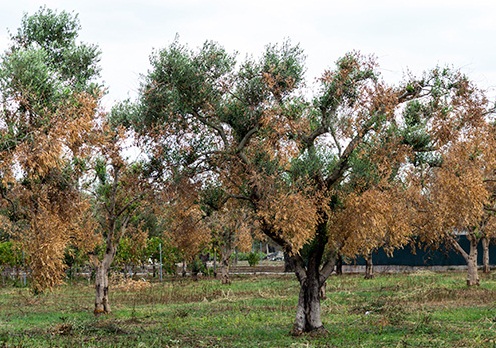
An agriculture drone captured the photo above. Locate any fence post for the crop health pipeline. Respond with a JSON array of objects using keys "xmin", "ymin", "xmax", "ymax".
[{"xmin": 159, "ymin": 243, "xmax": 163, "ymax": 282}]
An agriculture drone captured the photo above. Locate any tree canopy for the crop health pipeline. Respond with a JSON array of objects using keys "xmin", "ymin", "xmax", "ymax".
[
  {"xmin": 0, "ymin": 7, "xmax": 103, "ymax": 292},
  {"xmin": 127, "ymin": 38, "xmax": 496, "ymax": 333}
]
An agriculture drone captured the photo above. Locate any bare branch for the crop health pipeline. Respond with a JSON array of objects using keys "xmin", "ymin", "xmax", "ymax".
[
  {"xmin": 325, "ymin": 130, "xmax": 363, "ymax": 188},
  {"xmin": 329, "ymin": 124, "xmax": 342, "ymax": 156},
  {"xmin": 447, "ymin": 235, "xmax": 469, "ymax": 261},
  {"xmin": 192, "ymin": 110, "xmax": 229, "ymax": 148},
  {"xmin": 236, "ymin": 127, "xmax": 258, "ymax": 154}
]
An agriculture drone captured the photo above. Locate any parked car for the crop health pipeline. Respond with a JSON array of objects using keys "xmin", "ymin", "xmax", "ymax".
[{"xmin": 265, "ymin": 251, "xmax": 284, "ymax": 261}]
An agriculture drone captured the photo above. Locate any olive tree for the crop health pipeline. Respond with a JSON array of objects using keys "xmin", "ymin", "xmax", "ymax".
[
  {"xmin": 0, "ymin": 7, "xmax": 102, "ymax": 293},
  {"xmin": 128, "ymin": 39, "xmax": 475, "ymax": 334}
]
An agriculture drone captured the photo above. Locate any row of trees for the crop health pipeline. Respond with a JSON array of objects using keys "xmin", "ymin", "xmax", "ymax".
[
  {"xmin": 1, "ymin": 7, "xmax": 496, "ymax": 335},
  {"xmin": 0, "ymin": 236, "xmax": 179, "ymax": 281}
]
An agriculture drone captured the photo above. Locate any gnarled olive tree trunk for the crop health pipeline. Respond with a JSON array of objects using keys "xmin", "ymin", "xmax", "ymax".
[
  {"xmin": 290, "ymin": 224, "xmax": 338, "ymax": 335},
  {"xmin": 92, "ymin": 243, "xmax": 116, "ymax": 315},
  {"xmin": 292, "ymin": 254, "xmax": 337, "ymax": 334},
  {"xmin": 293, "ymin": 272, "xmax": 323, "ymax": 333}
]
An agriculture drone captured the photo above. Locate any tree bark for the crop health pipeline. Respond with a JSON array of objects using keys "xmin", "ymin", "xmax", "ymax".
[
  {"xmin": 364, "ymin": 252, "xmax": 374, "ymax": 279},
  {"xmin": 220, "ymin": 244, "xmax": 233, "ymax": 285},
  {"xmin": 335, "ymin": 254, "xmax": 343, "ymax": 275},
  {"xmin": 258, "ymin": 212, "xmax": 338, "ymax": 335},
  {"xmin": 293, "ymin": 275, "xmax": 324, "ymax": 335},
  {"xmin": 93, "ymin": 243, "xmax": 116, "ymax": 316},
  {"xmin": 482, "ymin": 237, "xmax": 490, "ymax": 274},
  {"xmin": 466, "ymin": 236, "xmax": 480, "ymax": 286},
  {"xmin": 319, "ymin": 281, "xmax": 326, "ymax": 300},
  {"xmin": 452, "ymin": 234, "xmax": 480, "ymax": 286},
  {"xmin": 293, "ymin": 256, "xmax": 325, "ymax": 335},
  {"xmin": 290, "ymin": 227, "xmax": 338, "ymax": 335},
  {"xmin": 284, "ymin": 252, "xmax": 295, "ymax": 273}
]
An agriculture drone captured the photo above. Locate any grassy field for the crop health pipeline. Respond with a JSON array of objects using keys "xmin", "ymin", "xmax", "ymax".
[{"xmin": 1, "ymin": 270, "xmax": 496, "ymax": 347}]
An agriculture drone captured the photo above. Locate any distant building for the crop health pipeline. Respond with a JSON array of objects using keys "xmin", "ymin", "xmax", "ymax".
[{"xmin": 350, "ymin": 235, "xmax": 496, "ymax": 267}]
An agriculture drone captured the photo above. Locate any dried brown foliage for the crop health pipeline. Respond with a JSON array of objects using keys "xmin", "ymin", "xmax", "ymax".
[
  {"xmin": 206, "ymin": 200, "xmax": 258, "ymax": 254},
  {"xmin": 416, "ymin": 127, "xmax": 496, "ymax": 245},
  {"xmin": 112, "ymin": 276, "xmax": 151, "ymax": 292},
  {"xmin": 22, "ymin": 194, "xmax": 100, "ymax": 293},
  {"xmin": 331, "ymin": 187, "xmax": 415, "ymax": 257},
  {"xmin": 163, "ymin": 178, "xmax": 211, "ymax": 261},
  {"xmin": 257, "ymin": 189, "xmax": 320, "ymax": 254},
  {"xmin": 2, "ymin": 92, "xmax": 103, "ymax": 293}
]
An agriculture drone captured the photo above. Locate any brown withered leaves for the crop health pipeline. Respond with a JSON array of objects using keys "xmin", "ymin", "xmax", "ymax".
[
  {"xmin": 3, "ymin": 92, "xmax": 103, "ymax": 293},
  {"xmin": 331, "ymin": 187, "xmax": 415, "ymax": 258},
  {"xmin": 256, "ymin": 188, "xmax": 320, "ymax": 254},
  {"xmin": 162, "ymin": 178, "xmax": 211, "ymax": 261}
]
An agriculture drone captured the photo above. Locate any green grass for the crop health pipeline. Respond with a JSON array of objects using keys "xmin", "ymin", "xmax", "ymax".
[{"xmin": 1, "ymin": 271, "xmax": 496, "ymax": 347}]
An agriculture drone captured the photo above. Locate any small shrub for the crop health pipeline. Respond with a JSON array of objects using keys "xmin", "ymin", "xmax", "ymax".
[
  {"xmin": 190, "ymin": 257, "xmax": 207, "ymax": 275},
  {"xmin": 247, "ymin": 252, "xmax": 260, "ymax": 267}
]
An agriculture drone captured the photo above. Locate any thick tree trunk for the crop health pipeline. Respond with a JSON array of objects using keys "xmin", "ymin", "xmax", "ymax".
[
  {"xmin": 467, "ymin": 256, "xmax": 479, "ymax": 286},
  {"xmin": 364, "ymin": 253, "xmax": 374, "ymax": 279},
  {"xmin": 258, "ymin": 215, "xmax": 337, "ymax": 335},
  {"xmin": 466, "ymin": 236, "xmax": 480, "ymax": 286},
  {"xmin": 94, "ymin": 264, "xmax": 111, "ymax": 315},
  {"xmin": 220, "ymin": 257, "xmax": 230, "ymax": 284},
  {"xmin": 93, "ymin": 244, "xmax": 116, "ymax": 316},
  {"xmin": 293, "ymin": 270, "xmax": 325, "ymax": 335},
  {"xmin": 291, "ymin": 231, "xmax": 338, "ymax": 335},
  {"xmin": 220, "ymin": 244, "xmax": 233, "ymax": 285},
  {"xmin": 482, "ymin": 237, "xmax": 490, "ymax": 274}
]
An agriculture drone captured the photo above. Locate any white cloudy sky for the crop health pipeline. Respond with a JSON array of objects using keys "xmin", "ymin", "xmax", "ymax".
[{"xmin": 1, "ymin": 1, "xmax": 496, "ymax": 107}]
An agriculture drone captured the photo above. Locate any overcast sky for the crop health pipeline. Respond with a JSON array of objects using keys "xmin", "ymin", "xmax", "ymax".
[{"xmin": 1, "ymin": 1, "xmax": 496, "ymax": 108}]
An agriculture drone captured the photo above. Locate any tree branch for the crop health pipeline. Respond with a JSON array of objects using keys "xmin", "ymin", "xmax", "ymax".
[
  {"xmin": 228, "ymin": 194, "xmax": 252, "ymax": 202},
  {"xmin": 192, "ymin": 110, "xmax": 229, "ymax": 148},
  {"xmin": 115, "ymin": 194, "xmax": 144, "ymax": 220},
  {"xmin": 234, "ymin": 127, "xmax": 258, "ymax": 166},
  {"xmin": 236, "ymin": 127, "xmax": 258, "ymax": 154},
  {"xmin": 325, "ymin": 114, "xmax": 378, "ymax": 188},
  {"xmin": 448, "ymin": 235, "xmax": 469, "ymax": 261},
  {"xmin": 258, "ymin": 218, "xmax": 294, "ymax": 256},
  {"xmin": 325, "ymin": 130, "xmax": 362, "ymax": 188},
  {"xmin": 484, "ymin": 205, "xmax": 496, "ymax": 213},
  {"xmin": 319, "ymin": 247, "xmax": 341, "ymax": 283},
  {"xmin": 329, "ymin": 124, "xmax": 342, "ymax": 156},
  {"xmin": 292, "ymin": 253, "xmax": 307, "ymax": 284}
]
